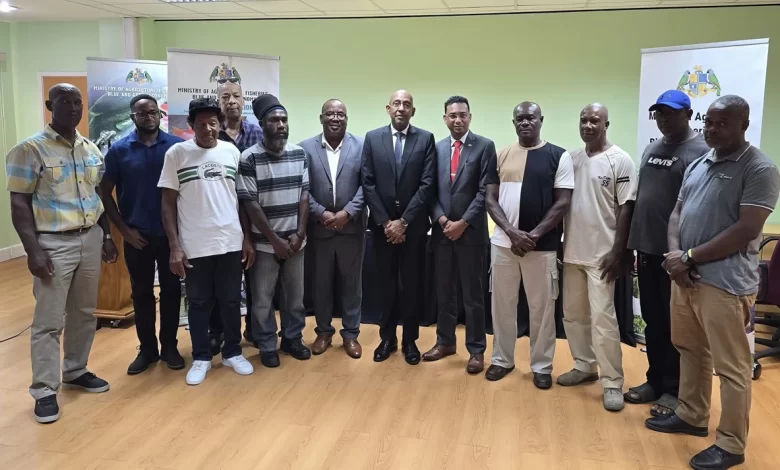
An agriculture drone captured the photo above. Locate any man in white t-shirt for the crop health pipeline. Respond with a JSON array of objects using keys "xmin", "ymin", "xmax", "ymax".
[
  {"xmin": 484, "ymin": 102, "xmax": 574, "ymax": 389},
  {"xmin": 559, "ymin": 103, "xmax": 637, "ymax": 412},
  {"xmin": 158, "ymin": 98, "xmax": 256, "ymax": 385}
]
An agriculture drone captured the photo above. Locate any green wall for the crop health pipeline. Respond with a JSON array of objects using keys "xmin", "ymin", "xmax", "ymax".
[
  {"xmin": 0, "ymin": 23, "xmax": 17, "ymax": 249},
  {"xmin": 2, "ymin": 6, "xmax": 780, "ymax": 249}
]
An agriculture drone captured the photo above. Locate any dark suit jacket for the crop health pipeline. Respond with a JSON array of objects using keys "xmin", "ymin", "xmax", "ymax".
[
  {"xmin": 300, "ymin": 132, "xmax": 366, "ymax": 239},
  {"xmin": 430, "ymin": 132, "xmax": 494, "ymax": 246},
  {"xmin": 361, "ymin": 124, "xmax": 436, "ymax": 238}
]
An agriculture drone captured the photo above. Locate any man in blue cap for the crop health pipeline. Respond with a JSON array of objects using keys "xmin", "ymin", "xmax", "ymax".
[{"xmin": 625, "ymin": 90, "xmax": 709, "ymax": 415}]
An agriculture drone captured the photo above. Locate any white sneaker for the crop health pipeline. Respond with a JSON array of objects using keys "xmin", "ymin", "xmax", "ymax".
[
  {"xmin": 186, "ymin": 360, "xmax": 212, "ymax": 385},
  {"xmin": 222, "ymin": 355, "xmax": 254, "ymax": 376}
]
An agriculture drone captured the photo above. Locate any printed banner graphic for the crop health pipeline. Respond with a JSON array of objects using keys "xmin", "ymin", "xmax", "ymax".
[
  {"xmin": 87, "ymin": 58, "xmax": 168, "ymax": 154},
  {"xmin": 166, "ymin": 49, "xmax": 280, "ymax": 141},
  {"xmin": 636, "ymin": 39, "xmax": 769, "ymax": 159}
]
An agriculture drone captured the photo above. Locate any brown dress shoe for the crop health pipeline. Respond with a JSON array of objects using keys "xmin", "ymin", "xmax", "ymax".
[
  {"xmin": 311, "ymin": 335, "xmax": 332, "ymax": 355},
  {"xmin": 422, "ymin": 344, "xmax": 456, "ymax": 362},
  {"xmin": 343, "ymin": 339, "xmax": 362, "ymax": 359},
  {"xmin": 466, "ymin": 354, "xmax": 484, "ymax": 374}
]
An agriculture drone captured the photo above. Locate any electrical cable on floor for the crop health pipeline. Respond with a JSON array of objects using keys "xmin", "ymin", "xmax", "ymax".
[{"xmin": 0, "ymin": 324, "xmax": 32, "ymax": 343}]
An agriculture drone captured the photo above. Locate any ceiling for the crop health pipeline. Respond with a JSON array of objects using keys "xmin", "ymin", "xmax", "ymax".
[{"xmin": 2, "ymin": 0, "xmax": 778, "ymax": 22}]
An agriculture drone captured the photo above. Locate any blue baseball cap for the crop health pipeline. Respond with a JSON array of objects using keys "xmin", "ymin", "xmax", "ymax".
[{"xmin": 649, "ymin": 89, "xmax": 691, "ymax": 111}]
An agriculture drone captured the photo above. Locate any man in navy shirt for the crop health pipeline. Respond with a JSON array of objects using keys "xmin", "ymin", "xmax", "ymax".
[{"xmin": 99, "ymin": 94, "xmax": 185, "ymax": 375}]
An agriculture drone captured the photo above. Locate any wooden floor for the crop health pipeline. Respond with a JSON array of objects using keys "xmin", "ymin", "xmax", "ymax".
[{"xmin": 1, "ymin": 257, "xmax": 779, "ymax": 470}]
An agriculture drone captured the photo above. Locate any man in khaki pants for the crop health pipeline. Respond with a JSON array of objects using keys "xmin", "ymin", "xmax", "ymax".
[
  {"xmin": 558, "ymin": 103, "xmax": 636, "ymax": 412},
  {"xmin": 646, "ymin": 95, "xmax": 779, "ymax": 470},
  {"xmin": 6, "ymin": 84, "xmax": 117, "ymax": 424}
]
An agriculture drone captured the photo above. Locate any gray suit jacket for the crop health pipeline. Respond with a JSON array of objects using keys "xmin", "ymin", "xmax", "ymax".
[
  {"xmin": 300, "ymin": 132, "xmax": 367, "ymax": 239},
  {"xmin": 431, "ymin": 131, "xmax": 495, "ymax": 246}
]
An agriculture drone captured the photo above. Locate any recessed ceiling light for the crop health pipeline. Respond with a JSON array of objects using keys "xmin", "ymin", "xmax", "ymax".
[{"xmin": 0, "ymin": 1, "xmax": 18, "ymax": 13}]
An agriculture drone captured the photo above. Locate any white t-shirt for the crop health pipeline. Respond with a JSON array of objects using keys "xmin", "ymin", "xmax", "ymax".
[
  {"xmin": 490, "ymin": 141, "xmax": 574, "ymax": 248},
  {"xmin": 158, "ymin": 139, "xmax": 243, "ymax": 260},
  {"xmin": 563, "ymin": 145, "xmax": 637, "ymax": 267}
]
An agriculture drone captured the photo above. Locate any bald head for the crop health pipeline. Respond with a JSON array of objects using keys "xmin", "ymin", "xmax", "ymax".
[
  {"xmin": 513, "ymin": 101, "xmax": 544, "ymax": 146},
  {"xmin": 387, "ymin": 89, "xmax": 416, "ymax": 130},
  {"xmin": 579, "ymin": 102, "xmax": 610, "ymax": 145},
  {"xmin": 704, "ymin": 94, "xmax": 750, "ymax": 152},
  {"xmin": 217, "ymin": 80, "xmax": 244, "ymax": 120},
  {"xmin": 46, "ymin": 83, "xmax": 83, "ymax": 133},
  {"xmin": 321, "ymin": 99, "xmax": 346, "ymax": 114},
  {"xmin": 48, "ymin": 83, "xmax": 81, "ymax": 102}
]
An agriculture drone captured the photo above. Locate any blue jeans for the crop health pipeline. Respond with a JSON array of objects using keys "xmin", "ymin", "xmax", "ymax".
[{"xmin": 249, "ymin": 248, "xmax": 306, "ymax": 352}]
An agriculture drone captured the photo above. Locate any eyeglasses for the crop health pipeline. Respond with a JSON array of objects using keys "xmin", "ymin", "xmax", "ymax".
[
  {"xmin": 324, "ymin": 111, "xmax": 346, "ymax": 119},
  {"xmin": 131, "ymin": 110, "xmax": 161, "ymax": 119},
  {"xmin": 390, "ymin": 100, "xmax": 413, "ymax": 110}
]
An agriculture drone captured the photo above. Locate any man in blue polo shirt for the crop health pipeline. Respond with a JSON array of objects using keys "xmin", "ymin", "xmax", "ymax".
[{"xmin": 100, "ymin": 94, "xmax": 185, "ymax": 375}]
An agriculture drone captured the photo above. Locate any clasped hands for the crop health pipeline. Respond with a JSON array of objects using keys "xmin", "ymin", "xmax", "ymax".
[
  {"xmin": 662, "ymin": 250, "xmax": 700, "ymax": 289},
  {"xmin": 505, "ymin": 227, "xmax": 538, "ymax": 257},
  {"xmin": 383, "ymin": 219, "xmax": 407, "ymax": 244},
  {"xmin": 322, "ymin": 210, "xmax": 350, "ymax": 232},
  {"xmin": 437, "ymin": 215, "xmax": 468, "ymax": 241}
]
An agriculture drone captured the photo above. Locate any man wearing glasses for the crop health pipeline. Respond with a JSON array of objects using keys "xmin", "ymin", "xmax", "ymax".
[
  {"xmin": 100, "ymin": 94, "xmax": 186, "ymax": 375},
  {"xmin": 299, "ymin": 99, "xmax": 366, "ymax": 358}
]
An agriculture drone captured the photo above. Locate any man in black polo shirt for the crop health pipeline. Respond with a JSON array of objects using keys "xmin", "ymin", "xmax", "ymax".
[
  {"xmin": 484, "ymin": 101, "xmax": 574, "ymax": 388},
  {"xmin": 625, "ymin": 90, "xmax": 709, "ymax": 415},
  {"xmin": 100, "ymin": 94, "xmax": 185, "ymax": 375}
]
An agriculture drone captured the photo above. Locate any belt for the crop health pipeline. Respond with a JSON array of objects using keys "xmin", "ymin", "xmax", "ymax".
[{"xmin": 37, "ymin": 226, "xmax": 94, "ymax": 235}]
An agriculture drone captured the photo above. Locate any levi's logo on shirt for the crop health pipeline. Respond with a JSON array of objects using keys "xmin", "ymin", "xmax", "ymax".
[{"xmin": 646, "ymin": 154, "xmax": 679, "ymax": 170}]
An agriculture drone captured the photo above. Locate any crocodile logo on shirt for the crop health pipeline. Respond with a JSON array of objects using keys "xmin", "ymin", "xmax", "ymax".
[{"xmin": 197, "ymin": 162, "xmax": 225, "ymax": 181}]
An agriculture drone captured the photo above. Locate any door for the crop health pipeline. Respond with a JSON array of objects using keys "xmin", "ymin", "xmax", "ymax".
[{"xmin": 41, "ymin": 75, "xmax": 89, "ymax": 138}]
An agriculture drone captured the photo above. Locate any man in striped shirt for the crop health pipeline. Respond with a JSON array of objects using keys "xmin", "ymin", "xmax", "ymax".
[{"xmin": 237, "ymin": 94, "xmax": 312, "ymax": 367}]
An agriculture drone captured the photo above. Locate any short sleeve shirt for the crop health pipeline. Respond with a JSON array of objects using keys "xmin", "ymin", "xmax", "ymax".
[
  {"xmin": 5, "ymin": 126, "xmax": 104, "ymax": 232},
  {"xmin": 236, "ymin": 142, "xmax": 309, "ymax": 254},
  {"xmin": 563, "ymin": 145, "xmax": 637, "ymax": 267},
  {"xmin": 679, "ymin": 144, "xmax": 780, "ymax": 295},
  {"xmin": 157, "ymin": 139, "xmax": 243, "ymax": 260}
]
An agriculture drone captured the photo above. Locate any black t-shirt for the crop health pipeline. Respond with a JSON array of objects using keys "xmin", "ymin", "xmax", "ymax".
[{"xmin": 627, "ymin": 132, "xmax": 709, "ymax": 256}]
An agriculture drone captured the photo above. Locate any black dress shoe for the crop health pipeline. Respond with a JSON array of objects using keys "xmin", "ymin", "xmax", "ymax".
[
  {"xmin": 373, "ymin": 339, "xmax": 398, "ymax": 362},
  {"xmin": 645, "ymin": 413, "xmax": 708, "ymax": 437},
  {"xmin": 690, "ymin": 445, "xmax": 745, "ymax": 470},
  {"xmin": 260, "ymin": 351, "xmax": 280, "ymax": 368},
  {"xmin": 533, "ymin": 372, "xmax": 553, "ymax": 390},
  {"xmin": 280, "ymin": 338, "xmax": 311, "ymax": 360},
  {"xmin": 402, "ymin": 342, "xmax": 421, "ymax": 365},
  {"xmin": 127, "ymin": 351, "xmax": 159, "ymax": 375},
  {"xmin": 485, "ymin": 364, "xmax": 515, "ymax": 381},
  {"xmin": 160, "ymin": 348, "xmax": 185, "ymax": 370}
]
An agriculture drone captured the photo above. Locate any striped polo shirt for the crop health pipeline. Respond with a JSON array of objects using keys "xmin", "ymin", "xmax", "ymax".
[
  {"xmin": 157, "ymin": 139, "xmax": 243, "ymax": 260},
  {"xmin": 236, "ymin": 141, "xmax": 309, "ymax": 253},
  {"xmin": 5, "ymin": 126, "xmax": 104, "ymax": 233}
]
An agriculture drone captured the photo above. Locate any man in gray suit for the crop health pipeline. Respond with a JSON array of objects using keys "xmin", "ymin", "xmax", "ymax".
[
  {"xmin": 423, "ymin": 96, "xmax": 494, "ymax": 374},
  {"xmin": 299, "ymin": 99, "xmax": 366, "ymax": 359}
]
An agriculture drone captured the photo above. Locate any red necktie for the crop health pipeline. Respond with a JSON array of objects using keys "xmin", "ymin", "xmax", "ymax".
[{"xmin": 451, "ymin": 140, "xmax": 461, "ymax": 183}]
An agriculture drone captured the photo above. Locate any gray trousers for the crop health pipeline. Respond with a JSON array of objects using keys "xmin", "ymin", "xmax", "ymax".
[
  {"xmin": 311, "ymin": 233, "xmax": 364, "ymax": 340},
  {"xmin": 30, "ymin": 226, "xmax": 103, "ymax": 400},
  {"xmin": 249, "ymin": 248, "xmax": 306, "ymax": 352}
]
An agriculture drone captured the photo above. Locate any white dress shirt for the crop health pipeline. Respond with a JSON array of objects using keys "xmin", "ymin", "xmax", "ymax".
[
  {"xmin": 390, "ymin": 124, "xmax": 410, "ymax": 155},
  {"xmin": 322, "ymin": 135, "xmax": 343, "ymax": 205}
]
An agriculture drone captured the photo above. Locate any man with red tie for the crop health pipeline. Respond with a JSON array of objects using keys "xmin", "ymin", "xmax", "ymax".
[{"xmin": 423, "ymin": 96, "xmax": 495, "ymax": 374}]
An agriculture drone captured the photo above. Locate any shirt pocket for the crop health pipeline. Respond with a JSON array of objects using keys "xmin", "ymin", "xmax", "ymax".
[
  {"xmin": 41, "ymin": 155, "xmax": 68, "ymax": 185},
  {"xmin": 82, "ymin": 154, "xmax": 103, "ymax": 186}
]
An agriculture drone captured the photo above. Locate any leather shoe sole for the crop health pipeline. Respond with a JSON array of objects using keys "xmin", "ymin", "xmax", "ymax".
[{"xmin": 645, "ymin": 416, "xmax": 708, "ymax": 437}]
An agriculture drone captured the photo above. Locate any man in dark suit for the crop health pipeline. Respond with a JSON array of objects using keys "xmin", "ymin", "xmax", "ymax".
[
  {"xmin": 362, "ymin": 89, "xmax": 436, "ymax": 365},
  {"xmin": 299, "ymin": 99, "xmax": 366, "ymax": 359},
  {"xmin": 422, "ymin": 96, "xmax": 493, "ymax": 374}
]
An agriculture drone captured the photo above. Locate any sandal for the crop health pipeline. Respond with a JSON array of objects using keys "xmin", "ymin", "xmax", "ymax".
[
  {"xmin": 624, "ymin": 382, "xmax": 658, "ymax": 404},
  {"xmin": 650, "ymin": 393, "xmax": 679, "ymax": 417}
]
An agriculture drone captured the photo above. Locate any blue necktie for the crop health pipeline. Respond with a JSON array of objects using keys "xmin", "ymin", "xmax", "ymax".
[{"xmin": 394, "ymin": 131, "xmax": 403, "ymax": 166}]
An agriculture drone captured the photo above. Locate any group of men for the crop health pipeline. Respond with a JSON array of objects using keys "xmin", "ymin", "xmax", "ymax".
[{"xmin": 6, "ymin": 80, "xmax": 777, "ymax": 470}]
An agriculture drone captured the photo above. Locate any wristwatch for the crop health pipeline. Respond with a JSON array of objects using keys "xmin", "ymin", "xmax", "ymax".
[
  {"xmin": 104, "ymin": 234, "xmax": 113, "ymax": 241},
  {"xmin": 400, "ymin": 218, "xmax": 409, "ymax": 227},
  {"xmin": 681, "ymin": 248, "xmax": 694, "ymax": 266}
]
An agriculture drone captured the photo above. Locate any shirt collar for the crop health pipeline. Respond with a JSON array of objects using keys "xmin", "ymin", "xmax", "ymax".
[
  {"xmin": 705, "ymin": 143, "xmax": 751, "ymax": 163},
  {"xmin": 518, "ymin": 140, "xmax": 547, "ymax": 151},
  {"xmin": 451, "ymin": 131, "xmax": 469, "ymax": 147},
  {"xmin": 390, "ymin": 124, "xmax": 409, "ymax": 136},
  {"xmin": 128, "ymin": 129, "xmax": 168, "ymax": 145},
  {"xmin": 44, "ymin": 125, "xmax": 85, "ymax": 145},
  {"xmin": 321, "ymin": 134, "xmax": 343, "ymax": 152},
  {"xmin": 220, "ymin": 120, "xmax": 247, "ymax": 137}
]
